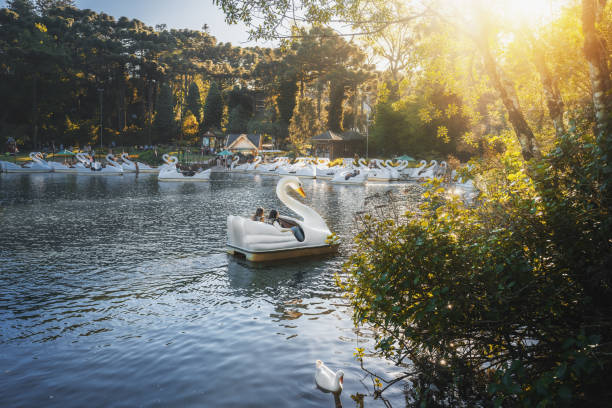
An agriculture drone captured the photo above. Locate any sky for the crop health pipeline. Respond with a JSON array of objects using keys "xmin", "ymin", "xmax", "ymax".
[{"xmin": 1, "ymin": 0, "xmax": 274, "ymax": 46}]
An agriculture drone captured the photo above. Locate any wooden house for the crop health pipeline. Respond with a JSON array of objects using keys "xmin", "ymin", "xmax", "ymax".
[
  {"xmin": 225, "ymin": 134, "xmax": 263, "ymax": 155},
  {"xmin": 311, "ymin": 130, "xmax": 365, "ymax": 159}
]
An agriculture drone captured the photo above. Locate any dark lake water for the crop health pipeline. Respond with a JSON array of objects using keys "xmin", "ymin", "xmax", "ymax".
[{"xmin": 0, "ymin": 172, "xmax": 422, "ymax": 407}]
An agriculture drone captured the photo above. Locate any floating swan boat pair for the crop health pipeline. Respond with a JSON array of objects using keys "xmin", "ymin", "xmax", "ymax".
[
  {"xmin": 384, "ymin": 159, "xmax": 406, "ymax": 180},
  {"xmin": 98, "ymin": 154, "xmax": 124, "ymax": 175},
  {"xmin": 0, "ymin": 152, "xmax": 52, "ymax": 173},
  {"xmin": 366, "ymin": 159, "xmax": 392, "ymax": 182},
  {"xmin": 277, "ymin": 157, "xmax": 317, "ymax": 178},
  {"xmin": 0, "ymin": 152, "xmax": 123, "ymax": 175},
  {"xmin": 255, "ymin": 156, "xmax": 283, "ymax": 174},
  {"xmin": 49, "ymin": 152, "xmax": 93, "ymax": 173},
  {"xmin": 330, "ymin": 168, "xmax": 368, "ymax": 184},
  {"xmin": 51, "ymin": 152, "xmax": 123, "ymax": 175},
  {"xmin": 226, "ymin": 176, "xmax": 339, "ymax": 262},
  {"xmin": 328, "ymin": 159, "xmax": 365, "ymax": 184},
  {"xmin": 401, "ymin": 160, "xmax": 427, "ymax": 179},
  {"xmin": 416, "ymin": 160, "xmax": 438, "ymax": 180},
  {"xmin": 246, "ymin": 156, "xmax": 262, "ymax": 172},
  {"xmin": 79, "ymin": 153, "xmax": 123, "ymax": 175},
  {"xmin": 230, "ymin": 156, "xmax": 250, "ymax": 172},
  {"xmin": 54, "ymin": 153, "xmax": 125, "ymax": 174},
  {"xmin": 158, "ymin": 154, "xmax": 211, "ymax": 181}
]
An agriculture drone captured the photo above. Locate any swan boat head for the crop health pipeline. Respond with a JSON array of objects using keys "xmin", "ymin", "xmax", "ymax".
[
  {"xmin": 226, "ymin": 176, "xmax": 338, "ymax": 261},
  {"xmin": 121, "ymin": 152, "xmax": 133, "ymax": 164}
]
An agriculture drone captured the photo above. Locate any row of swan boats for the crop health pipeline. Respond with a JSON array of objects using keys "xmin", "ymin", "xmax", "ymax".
[
  {"xmin": 1, "ymin": 152, "xmax": 474, "ymax": 188},
  {"xmin": 229, "ymin": 156, "xmax": 473, "ymax": 188},
  {"xmin": 0, "ymin": 152, "xmax": 160, "ymax": 175},
  {"xmin": 0, "ymin": 152, "xmax": 213, "ymax": 181}
]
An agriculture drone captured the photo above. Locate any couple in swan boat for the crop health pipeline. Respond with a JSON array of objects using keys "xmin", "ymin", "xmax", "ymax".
[
  {"xmin": 226, "ymin": 176, "xmax": 338, "ymax": 262},
  {"xmin": 251, "ymin": 207, "xmax": 305, "ymax": 242}
]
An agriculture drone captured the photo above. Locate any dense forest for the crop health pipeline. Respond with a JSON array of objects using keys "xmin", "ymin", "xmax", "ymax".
[
  {"xmin": 0, "ymin": 0, "xmax": 376, "ymax": 153},
  {"xmin": 1, "ymin": 0, "xmax": 492, "ymax": 159}
]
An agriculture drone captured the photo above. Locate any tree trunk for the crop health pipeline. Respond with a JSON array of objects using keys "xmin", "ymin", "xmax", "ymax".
[
  {"xmin": 180, "ymin": 75, "xmax": 187, "ymax": 143},
  {"xmin": 532, "ymin": 44, "xmax": 565, "ymax": 138},
  {"xmin": 353, "ymin": 84, "xmax": 358, "ymax": 130},
  {"xmin": 582, "ymin": 0, "xmax": 612, "ymax": 154},
  {"xmin": 32, "ymin": 76, "xmax": 38, "ymax": 149},
  {"xmin": 317, "ymin": 87, "xmax": 322, "ymax": 123},
  {"xmin": 479, "ymin": 42, "xmax": 541, "ymax": 161}
]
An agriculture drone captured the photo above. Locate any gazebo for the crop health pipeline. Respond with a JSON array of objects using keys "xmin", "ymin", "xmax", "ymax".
[{"xmin": 311, "ymin": 130, "xmax": 365, "ymax": 160}]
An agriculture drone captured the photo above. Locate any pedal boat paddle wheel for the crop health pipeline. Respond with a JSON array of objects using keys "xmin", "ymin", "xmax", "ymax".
[{"xmin": 226, "ymin": 176, "xmax": 339, "ymax": 262}]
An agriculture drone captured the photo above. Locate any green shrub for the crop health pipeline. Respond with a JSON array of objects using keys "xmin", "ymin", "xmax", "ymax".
[
  {"xmin": 137, "ymin": 149, "xmax": 165, "ymax": 165},
  {"xmin": 340, "ymin": 129, "xmax": 611, "ymax": 407}
]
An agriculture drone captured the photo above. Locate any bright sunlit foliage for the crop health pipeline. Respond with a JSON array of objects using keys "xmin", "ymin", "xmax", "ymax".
[{"xmin": 450, "ymin": 0, "xmax": 566, "ymax": 24}]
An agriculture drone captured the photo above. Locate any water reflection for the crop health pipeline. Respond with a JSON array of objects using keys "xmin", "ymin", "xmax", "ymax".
[{"xmin": 0, "ymin": 172, "xmax": 419, "ymax": 407}]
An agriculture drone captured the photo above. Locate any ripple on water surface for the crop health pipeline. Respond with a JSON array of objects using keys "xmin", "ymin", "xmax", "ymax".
[{"xmin": 0, "ymin": 172, "xmax": 423, "ymax": 407}]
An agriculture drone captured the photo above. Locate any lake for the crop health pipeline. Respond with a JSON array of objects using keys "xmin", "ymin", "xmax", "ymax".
[{"xmin": 0, "ymin": 172, "xmax": 422, "ymax": 407}]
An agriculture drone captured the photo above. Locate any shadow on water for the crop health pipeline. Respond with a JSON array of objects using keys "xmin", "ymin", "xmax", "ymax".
[
  {"xmin": 225, "ymin": 255, "xmax": 333, "ymax": 297},
  {"xmin": 315, "ymin": 384, "xmax": 344, "ymax": 408}
]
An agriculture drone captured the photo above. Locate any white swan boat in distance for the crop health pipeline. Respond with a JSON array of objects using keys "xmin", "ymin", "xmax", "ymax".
[
  {"xmin": 1, "ymin": 152, "xmax": 52, "ymax": 173},
  {"xmin": 158, "ymin": 155, "xmax": 211, "ymax": 181},
  {"xmin": 226, "ymin": 176, "xmax": 339, "ymax": 262},
  {"xmin": 120, "ymin": 153, "xmax": 159, "ymax": 173}
]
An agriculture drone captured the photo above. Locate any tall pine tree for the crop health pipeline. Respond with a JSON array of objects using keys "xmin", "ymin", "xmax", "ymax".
[
  {"xmin": 277, "ymin": 78, "xmax": 298, "ymax": 124},
  {"xmin": 288, "ymin": 96, "xmax": 320, "ymax": 153},
  {"xmin": 186, "ymin": 82, "xmax": 202, "ymax": 123},
  {"xmin": 153, "ymin": 83, "xmax": 176, "ymax": 142},
  {"xmin": 203, "ymin": 82, "xmax": 223, "ymax": 131},
  {"xmin": 326, "ymin": 80, "xmax": 345, "ymax": 133}
]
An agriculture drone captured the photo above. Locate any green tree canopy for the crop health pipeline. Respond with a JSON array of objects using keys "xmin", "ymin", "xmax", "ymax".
[
  {"xmin": 186, "ymin": 82, "xmax": 203, "ymax": 123},
  {"xmin": 288, "ymin": 96, "xmax": 320, "ymax": 153},
  {"xmin": 227, "ymin": 105, "xmax": 250, "ymax": 133},
  {"xmin": 152, "ymin": 83, "xmax": 176, "ymax": 142},
  {"xmin": 203, "ymin": 81, "xmax": 223, "ymax": 131}
]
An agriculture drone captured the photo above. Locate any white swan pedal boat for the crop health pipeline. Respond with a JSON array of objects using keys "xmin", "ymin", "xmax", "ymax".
[
  {"xmin": 158, "ymin": 155, "xmax": 211, "ymax": 181},
  {"xmin": 226, "ymin": 176, "xmax": 339, "ymax": 262},
  {"xmin": 47, "ymin": 152, "xmax": 90, "ymax": 173},
  {"xmin": 367, "ymin": 159, "xmax": 393, "ymax": 182},
  {"xmin": 51, "ymin": 152, "xmax": 123, "ymax": 175},
  {"xmin": 0, "ymin": 152, "xmax": 52, "ymax": 173},
  {"xmin": 120, "ymin": 153, "xmax": 159, "ymax": 173},
  {"xmin": 330, "ymin": 165, "xmax": 368, "ymax": 184}
]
